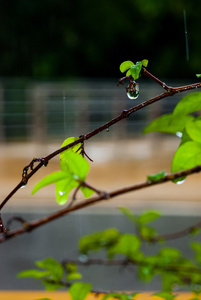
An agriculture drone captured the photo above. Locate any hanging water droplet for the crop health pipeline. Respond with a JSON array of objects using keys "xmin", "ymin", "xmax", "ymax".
[
  {"xmin": 176, "ymin": 179, "xmax": 185, "ymax": 185},
  {"xmin": 126, "ymin": 80, "xmax": 139, "ymax": 100},
  {"xmin": 20, "ymin": 184, "xmax": 26, "ymax": 189},
  {"xmin": 106, "ymin": 127, "xmax": 109, "ymax": 132},
  {"xmin": 79, "ymin": 254, "xmax": 88, "ymax": 263},
  {"xmin": 176, "ymin": 132, "xmax": 183, "ymax": 138}
]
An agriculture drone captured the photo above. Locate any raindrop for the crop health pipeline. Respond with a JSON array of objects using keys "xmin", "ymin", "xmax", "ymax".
[
  {"xmin": 106, "ymin": 127, "xmax": 109, "ymax": 132},
  {"xmin": 176, "ymin": 179, "xmax": 185, "ymax": 185},
  {"xmin": 79, "ymin": 254, "xmax": 88, "ymax": 263},
  {"xmin": 20, "ymin": 184, "xmax": 26, "ymax": 189},
  {"xmin": 176, "ymin": 132, "xmax": 183, "ymax": 138},
  {"xmin": 59, "ymin": 191, "xmax": 65, "ymax": 196},
  {"xmin": 126, "ymin": 80, "xmax": 139, "ymax": 100}
]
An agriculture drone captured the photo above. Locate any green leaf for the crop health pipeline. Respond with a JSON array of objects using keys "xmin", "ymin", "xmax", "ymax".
[
  {"xmin": 137, "ymin": 211, "xmax": 161, "ymax": 224},
  {"xmin": 143, "ymin": 113, "xmax": 194, "ymax": 134},
  {"xmin": 69, "ymin": 282, "xmax": 92, "ymax": 300},
  {"xmin": 66, "ymin": 263, "xmax": 82, "ymax": 282},
  {"xmin": 17, "ymin": 269, "xmax": 50, "ymax": 279},
  {"xmin": 159, "ymin": 247, "xmax": 181, "ymax": 261},
  {"xmin": 66, "ymin": 272, "xmax": 82, "ymax": 281},
  {"xmin": 108, "ymin": 234, "xmax": 141, "ymax": 259},
  {"xmin": 130, "ymin": 62, "xmax": 142, "ymax": 80},
  {"xmin": 120, "ymin": 61, "xmax": 134, "ymax": 73},
  {"xmin": 171, "ymin": 141, "xmax": 201, "ymax": 173},
  {"xmin": 173, "ymin": 92, "xmax": 201, "ymax": 116},
  {"xmin": 79, "ymin": 228, "xmax": 120, "ymax": 255},
  {"xmin": 139, "ymin": 225, "xmax": 157, "ymax": 239},
  {"xmin": 42, "ymin": 280, "xmax": 64, "ymax": 291},
  {"xmin": 118, "ymin": 207, "xmax": 137, "ymax": 224},
  {"xmin": 147, "ymin": 170, "xmax": 167, "ymax": 182},
  {"xmin": 185, "ymin": 119, "xmax": 201, "ymax": 143},
  {"xmin": 80, "ymin": 185, "xmax": 94, "ymax": 198},
  {"xmin": 196, "ymin": 74, "xmax": 201, "ymax": 78},
  {"xmin": 36, "ymin": 258, "xmax": 64, "ymax": 281},
  {"xmin": 153, "ymin": 291, "xmax": 176, "ymax": 300},
  {"xmin": 32, "ymin": 171, "xmax": 72, "ymax": 195},
  {"xmin": 138, "ymin": 264, "xmax": 155, "ymax": 282},
  {"xmin": 142, "ymin": 59, "xmax": 149, "ymax": 67}
]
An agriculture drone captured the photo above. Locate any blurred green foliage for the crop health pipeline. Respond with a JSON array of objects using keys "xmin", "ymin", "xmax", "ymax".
[{"xmin": 0, "ymin": 0, "xmax": 201, "ymax": 79}]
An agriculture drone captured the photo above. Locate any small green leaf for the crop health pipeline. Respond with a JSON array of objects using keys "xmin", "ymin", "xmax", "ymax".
[
  {"xmin": 118, "ymin": 207, "xmax": 137, "ymax": 224},
  {"xmin": 80, "ymin": 185, "xmax": 94, "ymax": 198},
  {"xmin": 171, "ymin": 141, "xmax": 201, "ymax": 173},
  {"xmin": 120, "ymin": 61, "xmax": 134, "ymax": 73},
  {"xmin": 130, "ymin": 63, "xmax": 142, "ymax": 80},
  {"xmin": 42, "ymin": 280, "xmax": 63, "ymax": 291},
  {"xmin": 153, "ymin": 291, "xmax": 176, "ymax": 300},
  {"xmin": 173, "ymin": 92, "xmax": 201, "ymax": 116},
  {"xmin": 79, "ymin": 228, "xmax": 120, "ymax": 255},
  {"xmin": 32, "ymin": 171, "xmax": 72, "ymax": 195},
  {"xmin": 137, "ymin": 211, "xmax": 161, "ymax": 224},
  {"xmin": 69, "ymin": 282, "xmax": 92, "ymax": 300},
  {"xmin": 196, "ymin": 74, "xmax": 201, "ymax": 78},
  {"xmin": 147, "ymin": 170, "xmax": 167, "ymax": 182},
  {"xmin": 108, "ymin": 234, "xmax": 141, "ymax": 259},
  {"xmin": 126, "ymin": 69, "xmax": 131, "ymax": 76},
  {"xmin": 60, "ymin": 137, "xmax": 81, "ymax": 160},
  {"xmin": 142, "ymin": 59, "xmax": 149, "ymax": 67},
  {"xmin": 66, "ymin": 263, "xmax": 82, "ymax": 282},
  {"xmin": 36, "ymin": 258, "xmax": 64, "ymax": 281},
  {"xmin": 159, "ymin": 247, "xmax": 181, "ymax": 261},
  {"xmin": 17, "ymin": 269, "xmax": 50, "ymax": 279},
  {"xmin": 139, "ymin": 225, "xmax": 157, "ymax": 239},
  {"xmin": 143, "ymin": 113, "xmax": 194, "ymax": 134},
  {"xmin": 138, "ymin": 264, "xmax": 155, "ymax": 282}
]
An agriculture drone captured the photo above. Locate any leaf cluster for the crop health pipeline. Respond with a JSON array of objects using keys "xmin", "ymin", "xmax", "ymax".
[
  {"xmin": 32, "ymin": 137, "xmax": 94, "ymax": 205},
  {"xmin": 119, "ymin": 60, "xmax": 148, "ymax": 80},
  {"xmin": 18, "ymin": 209, "xmax": 201, "ymax": 299},
  {"xmin": 144, "ymin": 92, "xmax": 201, "ymax": 182}
]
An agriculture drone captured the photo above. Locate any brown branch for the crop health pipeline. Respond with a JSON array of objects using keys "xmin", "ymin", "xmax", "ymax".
[{"xmin": 1, "ymin": 165, "xmax": 201, "ymax": 243}]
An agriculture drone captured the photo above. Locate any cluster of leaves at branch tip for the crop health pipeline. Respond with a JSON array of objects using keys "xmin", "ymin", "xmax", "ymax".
[
  {"xmin": 119, "ymin": 59, "xmax": 148, "ymax": 100},
  {"xmin": 143, "ymin": 91, "xmax": 201, "ymax": 184},
  {"xmin": 31, "ymin": 137, "xmax": 94, "ymax": 205}
]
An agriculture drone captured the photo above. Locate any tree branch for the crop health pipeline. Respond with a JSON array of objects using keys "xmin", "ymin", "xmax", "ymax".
[
  {"xmin": 1, "ymin": 165, "xmax": 201, "ymax": 243},
  {"xmin": 1, "ymin": 75, "xmax": 201, "ymax": 211}
]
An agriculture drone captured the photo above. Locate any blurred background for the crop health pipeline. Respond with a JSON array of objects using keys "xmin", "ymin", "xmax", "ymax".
[{"xmin": 1, "ymin": 0, "xmax": 201, "ymax": 292}]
